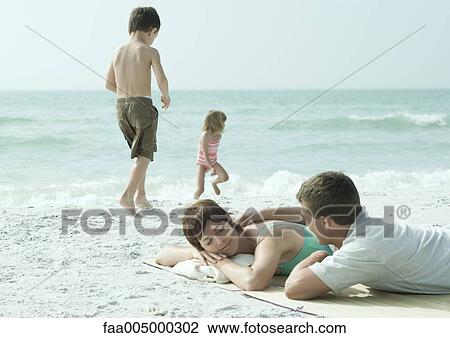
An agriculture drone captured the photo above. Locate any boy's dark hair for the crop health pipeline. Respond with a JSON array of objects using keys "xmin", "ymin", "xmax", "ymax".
[
  {"xmin": 297, "ymin": 171, "xmax": 362, "ymax": 225},
  {"xmin": 128, "ymin": 7, "xmax": 161, "ymax": 35}
]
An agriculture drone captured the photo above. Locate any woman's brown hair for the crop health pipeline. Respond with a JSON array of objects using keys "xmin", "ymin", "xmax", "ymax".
[{"xmin": 182, "ymin": 199, "xmax": 241, "ymax": 251}]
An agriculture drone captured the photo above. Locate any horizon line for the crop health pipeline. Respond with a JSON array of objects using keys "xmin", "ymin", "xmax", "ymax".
[{"xmin": 0, "ymin": 87, "xmax": 449, "ymax": 92}]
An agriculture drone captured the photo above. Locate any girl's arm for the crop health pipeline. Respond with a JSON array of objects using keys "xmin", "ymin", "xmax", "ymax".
[
  {"xmin": 211, "ymin": 237, "xmax": 282, "ymax": 291},
  {"xmin": 155, "ymin": 245, "xmax": 195, "ymax": 267},
  {"xmin": 200, "ymin": 132, "xmax": 214, "ymax": 170}
]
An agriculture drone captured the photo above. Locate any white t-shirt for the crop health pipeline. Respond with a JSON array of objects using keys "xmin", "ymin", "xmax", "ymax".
[{"xmin": 310, "ymin": 213, "xmax": 450, "ymax": 294}]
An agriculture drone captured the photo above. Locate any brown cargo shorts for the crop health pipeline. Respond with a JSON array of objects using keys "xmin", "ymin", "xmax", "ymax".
[{"xmin": 116, "ymin": 97, "xmax": 158, "ymax": 161}]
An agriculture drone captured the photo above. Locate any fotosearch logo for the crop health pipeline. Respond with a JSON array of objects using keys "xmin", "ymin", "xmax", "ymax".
[
  {"xmin": 60, "ymin": 205, "xmax": 409, "ymax": 239},
  {"xmin": 61, "ymin": 208, "xmax": 171, "ymax": 236}
]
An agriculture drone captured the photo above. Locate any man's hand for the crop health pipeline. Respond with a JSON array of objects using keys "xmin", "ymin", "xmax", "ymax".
[
  {"xmin": 290, "ymin": 251, "xmax": 329, "ymax": 274},
  {"xmin": 161, "ymin": 95, "xmax": 171, "ymax": 110},
  {"xmin": 191, "ymin": 248, "xmax": 226, "ymax": 265}
]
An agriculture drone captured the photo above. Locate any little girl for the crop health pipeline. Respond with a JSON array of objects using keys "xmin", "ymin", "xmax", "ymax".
[{"xmin": 194, "ymin": 110, "xmax": 229, "ymax": 199}]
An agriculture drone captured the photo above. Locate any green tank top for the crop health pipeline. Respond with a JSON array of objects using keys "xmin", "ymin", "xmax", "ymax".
[{"xmin": 256, "ymin": 221, "xmax": 333, "ymax": 275}]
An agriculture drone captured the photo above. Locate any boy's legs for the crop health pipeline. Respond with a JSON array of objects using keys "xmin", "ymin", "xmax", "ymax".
[
  {"xmin": 135, "ymin": 174, "xmax": 152, "ymax": 208},
  {"xmin": 194, "ymin": 164, "xmax": 206, "ymax": 199},
  {"xmin": 211, "ymin": 163, "xmax": 229, "ymax": 195},
  {"xmin": 120, "ymin": 156, "xmax": 151, "ymax": 214}
]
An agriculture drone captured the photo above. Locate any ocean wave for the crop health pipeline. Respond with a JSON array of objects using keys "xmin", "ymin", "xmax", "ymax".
[
  {"xmin": 0, "ymin": 116, "xmax": 36, "ymax": 124},
  {"xmin": 0, "ymin": 115, "xmax": 105, "ymax": 126},
  {"xmin": 351, "ymin": 169, "xmax": 450, "ymax": 190},
  {"xmin": 280, "ymin": 112, "xmax": 449, "ymax": 130},
  {"xmin": 0, "ymin": 135, "xmax": 75, "ymax": 148},
  {"xmin": 347, "ymin": 112, "xmax": 448, "ymax": 127},
  {"xmin": 2, "ymin": 169, "xmax": 450, "ymax": 209}
]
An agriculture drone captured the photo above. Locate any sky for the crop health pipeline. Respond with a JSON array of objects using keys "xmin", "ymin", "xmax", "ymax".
[{"xmin": 1, "ymin": 0, "xmax": 449, "ymax": 90}]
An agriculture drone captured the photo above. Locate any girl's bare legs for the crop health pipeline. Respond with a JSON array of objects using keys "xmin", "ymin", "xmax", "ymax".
[
  {"xmin": 211, "ymin": 162, "xmax": 229, "ymax": 195},
  {"xmin": 135, "ymin": 174, "xmax": 152, "ymax": 209},
  {"xmin": 194, "ymin": 165, "xmax": 206, "ymax": 199},
  {"xmin": 119, "ymin": 156, "xmax": 150, "ymax": 214}
]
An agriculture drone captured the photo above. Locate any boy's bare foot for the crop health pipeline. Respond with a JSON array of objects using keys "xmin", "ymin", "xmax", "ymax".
[
  {"xmin": 119, "ymin": 193, "xmax": 136, "ymax": 216},
  {"xmin": 135, "ymin": 197, "xmax": 153, "ymax": 210},
  {"xmin": 212, "ymin": 183, "xmax": 221, "ymax": 195},
  {"xmin": 193, "ymin": 189, "xmax": 204, "ymax": 200}
]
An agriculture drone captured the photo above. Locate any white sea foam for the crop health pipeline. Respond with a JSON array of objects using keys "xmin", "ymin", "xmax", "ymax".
[
  {"xmin": 347, "ymin": 112, "xmax": 447, "ymax": 127},
  {"xmin": 2, "ymin": 169, "xmax": 450, "ymax": 209}
]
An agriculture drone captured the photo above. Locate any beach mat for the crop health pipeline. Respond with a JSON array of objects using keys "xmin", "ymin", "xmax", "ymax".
[
  {"xmin": 144, "ymin": 258, "xmax": 242, "ymax": 291},
  {"xmin": 243, "ymin": 285, "xmax": 450, "ymax": 317},
  {"xmin": 143, "ymin": 259, "xmax": 450, "ymax": 317}
]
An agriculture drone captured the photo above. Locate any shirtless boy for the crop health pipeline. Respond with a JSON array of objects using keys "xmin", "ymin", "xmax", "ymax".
[{"xmin": 106, "ymin": 7, "xmax": 170, "ymax": 214}]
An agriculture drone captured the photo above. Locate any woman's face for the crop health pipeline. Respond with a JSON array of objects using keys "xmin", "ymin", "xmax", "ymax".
[{"xmin": 198, "ymin": 220, "xmax": 240, "ymax": 256}]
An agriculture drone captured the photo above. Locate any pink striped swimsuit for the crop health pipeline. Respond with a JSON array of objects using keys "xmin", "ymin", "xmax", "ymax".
[{"xmin": 197, "ymin": 134, "xmax": 221, "ymax": 170}]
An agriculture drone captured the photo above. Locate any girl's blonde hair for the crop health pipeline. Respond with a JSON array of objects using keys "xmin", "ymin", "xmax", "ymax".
[{"xmin": 202, "ymin": 110, "xmax": 227, "ymax": 133}]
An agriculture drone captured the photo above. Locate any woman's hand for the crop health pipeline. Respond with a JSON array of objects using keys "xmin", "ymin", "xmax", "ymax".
[
  {"xmin": 191, "ymin": 248, "xmax": 226, "ymax": 265},
  {"xmin": 208, "ymin": 257, "xmax": 232, "ymax": 268},
  {"xmin": 235, "ymin": 207, "xmax": 265, "ymax": 227}
]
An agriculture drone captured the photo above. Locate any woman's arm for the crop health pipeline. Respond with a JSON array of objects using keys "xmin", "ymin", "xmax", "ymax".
[
  {"xmin": 212, "ymin": 237, "xmax": 282, "ymax": 291},
  {"xmin": 155, "ymin": 245, "xmax": 226, "ymax": 266},
  {"xmin": 155, "ymin": 245, "xmax": 194, "ymax": 267}
]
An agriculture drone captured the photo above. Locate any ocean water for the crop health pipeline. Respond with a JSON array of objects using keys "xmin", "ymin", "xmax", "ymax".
[{"xmin": 1, "ymin": 89, "xmax": 449, "ymax": 208}]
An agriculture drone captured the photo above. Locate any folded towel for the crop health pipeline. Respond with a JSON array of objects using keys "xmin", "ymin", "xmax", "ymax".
[{"xmin": 171, "ymin": 254, "xmax": 254, "ymax": 283}]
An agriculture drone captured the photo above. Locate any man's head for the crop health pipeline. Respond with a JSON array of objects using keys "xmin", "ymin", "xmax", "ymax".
[
  {"xmin": 182, "ymin": 199, "xmax": 242, "ymax": 256},
  {"xmin": 297, "ymin": 171, "xmax": 362, "ymax": 246},
  {"xmin": 128, "ymin": 7, "xmax": 161, "ymax": 44}
]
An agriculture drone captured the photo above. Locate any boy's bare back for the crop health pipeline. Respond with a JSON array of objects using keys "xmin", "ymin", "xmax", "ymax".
[{"xmin": 109, "ymin": 41, "xmax": 165, "ymax": 99}]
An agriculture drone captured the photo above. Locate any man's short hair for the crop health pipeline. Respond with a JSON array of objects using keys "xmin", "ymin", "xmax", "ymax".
[
  {"xmin": 297, "ymin": 171, "xmax": 362, "ymax": 225},
  {"xmin": 128, "ymin": 7, "xmax": 161, "ymax": 35}
]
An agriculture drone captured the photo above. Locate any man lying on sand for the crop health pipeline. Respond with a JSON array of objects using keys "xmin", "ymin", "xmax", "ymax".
[{"xmin": 264, "ymin": 171, "xmax": 449, "ymax": 299}]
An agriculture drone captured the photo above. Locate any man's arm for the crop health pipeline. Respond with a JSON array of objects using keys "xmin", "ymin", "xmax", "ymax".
[
  {"xmin": 284, "ymin": 251, "xmax": 331, "ymax": 300},
  {"xmin": 149, "ymin": 48, "xmax": 170, "ymax": 109},
  {"xmin": 236, "ymin": 207, "xmax": 305, "ymax": 227},
  {"xmin": 105, "ymin": 62, "xmax": 117, "ymax": 92}
]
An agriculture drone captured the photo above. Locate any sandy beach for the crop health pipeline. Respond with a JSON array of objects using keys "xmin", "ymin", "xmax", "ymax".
[{"xmin": 1, "ymin": 185, "xmax": 449, "ymax": 317}]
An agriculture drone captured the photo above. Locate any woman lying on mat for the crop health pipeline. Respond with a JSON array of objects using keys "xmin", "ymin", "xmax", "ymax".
[{"xmin": 155, "ymin": 199, "xmax": 333, "ymax": 291}]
